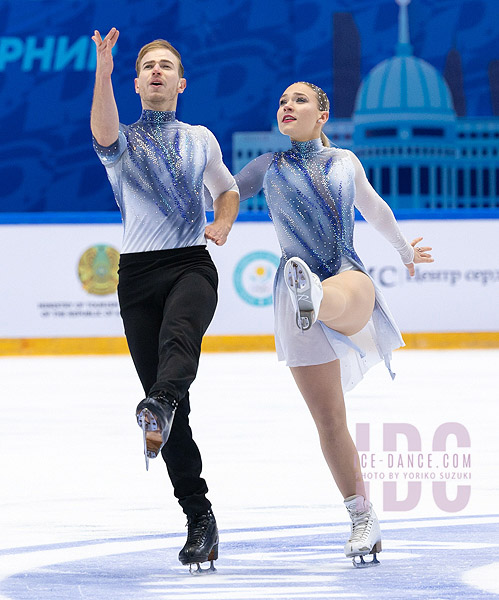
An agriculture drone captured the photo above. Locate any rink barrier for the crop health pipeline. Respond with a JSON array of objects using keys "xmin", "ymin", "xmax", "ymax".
[
  {"xmin": 402, "ymin": 332, "xmax": 499, "ymax": 350},
  {"xmin": 0, "ymin": 332, "xmax": 497, "ymax": 356}
]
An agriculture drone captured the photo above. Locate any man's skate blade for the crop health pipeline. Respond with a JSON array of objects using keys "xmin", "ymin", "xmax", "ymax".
[
  {"xmin": 141, "ymin": 419, "xmax": 149, "ymax": 471},
  {"xmin": 137, "ymin": 408, "xmax": 159, "ymax": 431},
  {"xmin": 138, "ymin": 408, "xmax": 162, "ymax": 470},
  {"xmin": 184, "ymin": 544, "xmax": 218, "ymax": 574},
  {"xmin": 188, "ymin": 561, "xmax": 217, "ymax": 575}
]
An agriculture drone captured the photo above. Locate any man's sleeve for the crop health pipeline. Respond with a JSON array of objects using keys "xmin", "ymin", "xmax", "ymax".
[
  {"xmin": 203, "ymin": 129, "xmax": 238, "ymax": 203},
  {"xmin": 93, "ymin": 127, "xmax": 127, "ymax": 167}
]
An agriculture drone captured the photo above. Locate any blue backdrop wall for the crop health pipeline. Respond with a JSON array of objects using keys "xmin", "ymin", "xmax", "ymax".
[{"xmin": 1, "ymin": 0, "xmax": 498, "ymax": 213}]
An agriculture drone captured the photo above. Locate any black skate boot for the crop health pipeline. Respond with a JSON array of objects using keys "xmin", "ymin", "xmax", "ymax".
[
  {"xmin": 136, "ymin": 392, "xmax": 178, "ymax": 471},
  {"xmin": 178, "ymin": 510, "xmax": 219, "ymax": 574}
]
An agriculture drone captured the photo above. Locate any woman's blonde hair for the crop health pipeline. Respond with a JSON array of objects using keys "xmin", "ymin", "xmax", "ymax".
[
  {"xmin": 297, "ymin": 81, "xmax": 331, "ymax": 147},
  {"xmin": 135, "ymin": 39, "xmax": 184, "ymax": 76}
]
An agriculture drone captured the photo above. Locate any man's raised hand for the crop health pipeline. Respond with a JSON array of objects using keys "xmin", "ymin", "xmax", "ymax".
[{"xmin": 92, "ymin": 28, "xmax": 120, "ymax": 77}]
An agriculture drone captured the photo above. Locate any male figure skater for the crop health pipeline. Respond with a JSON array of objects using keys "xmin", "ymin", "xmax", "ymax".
[{"xmin": 91, "ymin": 28, "xmax": 239, "ymax": 572}]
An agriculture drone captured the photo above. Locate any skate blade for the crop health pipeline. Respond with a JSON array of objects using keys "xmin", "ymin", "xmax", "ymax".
[
  {"xmin": 141, "ymin": 418, "xmax": 149, "ymax": 471},
  {"xmin": 294, "ymin": 300, "xmax": 305, "ymax": 333},
  {"xmin": 297, "ymin": 311, "xmax": 313, "ymax": 331},
  {"xmin": 189, "ymin": 561, "xmax": 217, "ymax": 575},
  {"xmin": 351, "ymin": 541, "xmax": 382, "ymax": 568},
  {"xmin": 289, "ymin": 268, "xmax": 307, "ymax": 333},
  {"xmin": 137, "ymin": 408, "xmax": 162, "ymax": 470},
  {"xmin": 185, "ymin": 544, "xmax": 218, "ymax": 575},
  {"xmin": 288, "ymin": 263, "xmax": 315, "ymax": 331},
  {"xmin": 352, "ymin": 554, "xmax": 380, "ymax": 568}
]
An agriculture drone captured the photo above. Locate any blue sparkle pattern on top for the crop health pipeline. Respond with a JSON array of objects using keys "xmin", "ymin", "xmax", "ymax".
[
  {"xmin": 93, "ymin": 110, "xmax": 235, "ymax": 254},
  {"xmin": 264, "ymin": 139, "xmax": 362, "ymax": 280}
]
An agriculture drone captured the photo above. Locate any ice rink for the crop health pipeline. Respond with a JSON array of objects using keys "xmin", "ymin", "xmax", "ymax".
[{"xmin": 1, "ymin": 349, "xmax": 498, "ymax": 599}]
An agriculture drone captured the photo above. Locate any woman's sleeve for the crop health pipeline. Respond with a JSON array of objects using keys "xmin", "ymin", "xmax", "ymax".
[
  {"xmin": 348, "ymin": 151, "xmax": 415, "ymax": 265},
  {"xmin": 234, "ymin": 153, "xmax": 273, "ymax": 201}
]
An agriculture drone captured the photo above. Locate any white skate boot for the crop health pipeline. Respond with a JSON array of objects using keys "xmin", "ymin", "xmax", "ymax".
[
  {"xmin": 343, "ymin": 495, "xmax": 382, "ymax": 568},
  {"xmin": 284, "ymin": 257, "xmax": 323, "ymax": 331}
]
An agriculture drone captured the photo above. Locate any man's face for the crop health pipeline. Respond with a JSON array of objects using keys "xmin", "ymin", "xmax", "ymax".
[{"xmin": 134, "ymin": 48, "xmax": 186, "ymax": 111}]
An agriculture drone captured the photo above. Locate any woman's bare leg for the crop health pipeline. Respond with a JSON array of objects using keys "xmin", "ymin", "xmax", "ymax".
[
  {"xmin": 290, "ymin": 360, "xmax": 366, "ymax": 500},
  {"xmin": 318, "ymin": 270, "xmax": 375, "ymax": 336}
]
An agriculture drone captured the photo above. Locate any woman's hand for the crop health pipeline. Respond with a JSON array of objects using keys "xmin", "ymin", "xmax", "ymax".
[{"xmin": 404, "ymin": 237, "xmax": 434, "ymax": 277}]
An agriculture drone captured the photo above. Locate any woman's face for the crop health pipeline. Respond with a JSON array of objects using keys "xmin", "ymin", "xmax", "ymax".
[{"xmin": 277, "ymin": 83, "xmax": 328, "ymax": 141}]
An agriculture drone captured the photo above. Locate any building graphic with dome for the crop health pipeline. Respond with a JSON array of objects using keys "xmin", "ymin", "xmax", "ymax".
[{"xmin": 233, "ymin": 0, "xmax": 499, "ymax": 215}]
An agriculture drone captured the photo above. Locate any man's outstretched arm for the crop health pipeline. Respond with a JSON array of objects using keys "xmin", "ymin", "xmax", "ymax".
[{"xmin": 90, "ymin": 28, "xmax": 120, "ymax": 146}]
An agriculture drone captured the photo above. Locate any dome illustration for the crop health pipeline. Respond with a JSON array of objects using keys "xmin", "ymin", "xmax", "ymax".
[
  {"xmin": 233, "ymin": 0, "xmax": 499, "ymax": 214},
  {"xmin": 355, "ymin": 55, "xmax": 454, "ymax": 118},
  {"xmin": 354, "ymin": 0, "xmax": 455, "ymax": 124}
]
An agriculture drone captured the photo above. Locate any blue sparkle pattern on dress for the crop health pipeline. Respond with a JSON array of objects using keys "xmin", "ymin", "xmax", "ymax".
[
  {"xmin": 235, "ymin": 139, "xmax": 408, "ymax": 391},
  {"xmin": 93, "ymin": 110, "xmax": 236, "ymax": 254},
  {"xmin": 264, "ymin": 138, "xmax": 362, "ymax": 280}
]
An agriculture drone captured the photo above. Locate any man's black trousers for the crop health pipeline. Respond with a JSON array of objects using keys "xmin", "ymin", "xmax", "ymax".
[{"xmin": 118, "ymin": 245, "xmax": 218, "ymax": 517}]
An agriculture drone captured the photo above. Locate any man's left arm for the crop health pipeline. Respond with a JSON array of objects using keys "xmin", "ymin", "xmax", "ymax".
[
  {"xmin": 205, "ymin": 190, "xmax": 239, "ymax": 246},
  {"xmin": 203, "ymin": 129, "xmax": 239, "ymax": 246}
]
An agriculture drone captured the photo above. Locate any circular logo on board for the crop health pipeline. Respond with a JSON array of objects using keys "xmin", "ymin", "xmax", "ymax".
[
  {"xmin": 78, "ymin": 245, "xmax": 120, "ymax": 295},
  {"xmin": 233, "ymin": 251, "xmax": 280, "ymax": 306}
]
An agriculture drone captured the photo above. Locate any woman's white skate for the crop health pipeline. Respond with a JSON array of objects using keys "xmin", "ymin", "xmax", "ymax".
[
  {"xmin": 284, "ymin": 257, "xmax": 323, "ymax": 331},
  {"xmin": 344, "ymin": 495, "xmax": 382, "ymax": 568}
]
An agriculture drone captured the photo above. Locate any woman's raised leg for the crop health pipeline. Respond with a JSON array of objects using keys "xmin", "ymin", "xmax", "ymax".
[{"xmin": 318, "ymin": 270, "xmax": 375, "ymax": 336}]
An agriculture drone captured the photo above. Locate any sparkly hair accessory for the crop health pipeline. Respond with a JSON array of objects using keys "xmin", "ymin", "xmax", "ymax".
[{"xmin": 297, "ymin": 82, "xmax": 330, "ymax": 111}]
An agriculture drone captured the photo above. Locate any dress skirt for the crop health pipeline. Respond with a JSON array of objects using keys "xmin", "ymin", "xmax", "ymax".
[{"xmin": 273, "ymin": 256, "xmax": 405, "ymax": 392}]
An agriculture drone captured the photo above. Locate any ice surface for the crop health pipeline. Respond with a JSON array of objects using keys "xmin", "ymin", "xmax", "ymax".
[{"xmin": 0, "ymin": 350, "xmax": 498, "ymax": 599}]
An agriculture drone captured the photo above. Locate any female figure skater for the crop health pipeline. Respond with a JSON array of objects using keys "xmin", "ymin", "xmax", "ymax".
[{"xmin": 234, "ymin": 81, "xmax": 433, "ymax": 566}]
